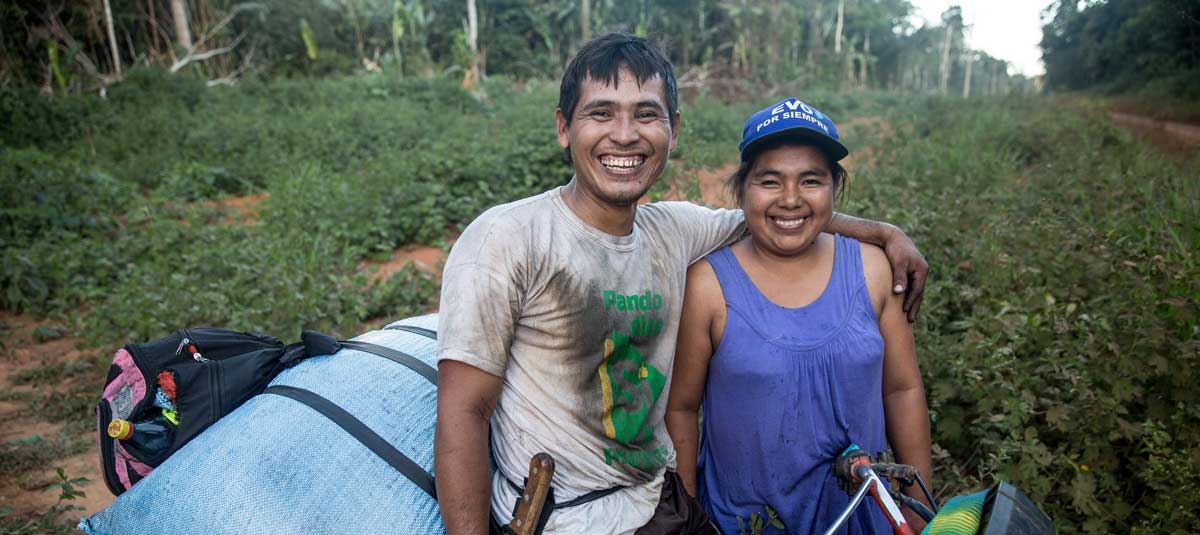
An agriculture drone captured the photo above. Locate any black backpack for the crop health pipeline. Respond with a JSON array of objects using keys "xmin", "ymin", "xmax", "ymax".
[{"xmin": 96, "ymin": 328, "xmax": 336, "ymax": 495}]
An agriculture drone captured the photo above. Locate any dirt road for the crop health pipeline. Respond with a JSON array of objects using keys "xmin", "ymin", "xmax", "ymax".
[{"xmin": 1109, "ymin": 112, "xmax": 1200, "ymax": 156}]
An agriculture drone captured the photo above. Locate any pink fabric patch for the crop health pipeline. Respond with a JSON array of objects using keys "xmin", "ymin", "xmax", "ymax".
[
  {"xmin": 114, "ymin": 442, "xmax": 153, "ymax": 491},
  {"xmin": 102, "ymin": 348, "xmax": 155, "ymax": 492},
  {"xmin": 114, "ymin": 445, "xmax": 132, "ymax": 490},
  {"xmin": 102, "ymin": 348, "xmax": 147, "ymax": 410},
  {"xmin": 126, "ymin": 451, "xmax": 152, "ymax": 476}
]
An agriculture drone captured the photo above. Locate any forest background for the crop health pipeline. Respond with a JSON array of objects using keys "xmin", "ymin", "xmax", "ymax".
[{"xmin": 1, "ymin": 0, "xmax": 1198, "ymax": 534}]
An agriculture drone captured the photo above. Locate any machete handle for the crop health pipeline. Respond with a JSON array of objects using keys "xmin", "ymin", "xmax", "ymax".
[{"xmin": 506, "ymin": 452, "xmax": 555, "ymax": 535}]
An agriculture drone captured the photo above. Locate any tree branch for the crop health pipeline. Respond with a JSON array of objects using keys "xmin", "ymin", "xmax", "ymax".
[
  {"xmin": 170, "ymin": 32, "xmax": 245, "ymax": 73},
  {"xmin": 206, "ymin": 40, "xmax": 256, "ymax": 86},
  {"xmin": 189, "ymin": 3, "xmax": 263, "ymax": 53}
]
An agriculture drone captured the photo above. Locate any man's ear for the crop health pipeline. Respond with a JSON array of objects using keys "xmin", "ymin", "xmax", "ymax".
[
  {"xmin": 556, "ymin": 108, "xmax": 570, "ymax": 149},
  {"xmin": 670, "ymin": 110, "xmax": 681, "ymax": 152}
]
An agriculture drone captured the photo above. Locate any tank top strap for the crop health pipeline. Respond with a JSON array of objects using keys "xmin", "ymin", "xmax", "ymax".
[
  {"xmin": 832, "ymin": 234, "xmax": 869, "ymax": 306},
  {"xmin": 702, "ymin": 246, "xmax": 761, "ymax": 313}
]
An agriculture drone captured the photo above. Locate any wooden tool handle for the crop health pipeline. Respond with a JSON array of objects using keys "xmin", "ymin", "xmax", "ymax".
[{"xmin": 507, "ymin": 452, "xmax": 555, "ymax": 535}]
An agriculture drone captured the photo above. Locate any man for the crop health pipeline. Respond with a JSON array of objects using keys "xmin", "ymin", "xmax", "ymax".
[{"xmin": 435, "ymin": 33, "xmax": 928, "ymax": 535}]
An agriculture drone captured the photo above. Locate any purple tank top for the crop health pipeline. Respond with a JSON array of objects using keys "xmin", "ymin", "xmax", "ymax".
[{"xmin": 696, "ymin": 235, "xmax": 891, "ymax": 534}]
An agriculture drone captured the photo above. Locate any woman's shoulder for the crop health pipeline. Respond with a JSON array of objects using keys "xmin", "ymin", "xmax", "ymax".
[
  {"xmin": 854, "ymin": 239, "xmax": 888, "ymax": 271},
  {"xmin": 850, "ymin": 238, "xmax": 894, "ymax": 308},
  {"xmin": 685, "ymin": 254, "xmax": 728, "ymax": 304}
]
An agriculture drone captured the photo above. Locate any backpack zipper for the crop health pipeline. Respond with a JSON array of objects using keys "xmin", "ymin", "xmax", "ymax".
[
  {"xmin": 209, "ymin": 359, "xmax": 222, "ymax": 425},
  {"xmin": 176, "ymin": 331, "xmax": 208, "ymax": 362}
]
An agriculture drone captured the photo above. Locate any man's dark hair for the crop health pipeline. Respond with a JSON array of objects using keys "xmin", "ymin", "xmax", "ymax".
[
  {"xmin": 558, "ymin": 32, "xmax": 678, "ymax": 127},
  {"xmin": 726, "ymin": 135, "xmax": 848, "ymax": 206}
]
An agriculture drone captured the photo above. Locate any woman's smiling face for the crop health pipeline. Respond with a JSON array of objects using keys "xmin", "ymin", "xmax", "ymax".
[{"xmin": 741, "ymin": 143, "xmax": 838, "ymax": 259}]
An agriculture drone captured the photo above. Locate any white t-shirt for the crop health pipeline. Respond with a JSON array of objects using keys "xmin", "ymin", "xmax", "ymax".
[{"xmin": 437, "ymin": 185, "xmax": 744, "ymax": 534}]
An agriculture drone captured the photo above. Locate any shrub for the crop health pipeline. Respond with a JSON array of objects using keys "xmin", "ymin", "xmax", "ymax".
[
  {"xmin": 3, "ymin": 75, "xmax": 1197, "ymax": 533},
  {"xmin": 853, "ymin": 97, "xmax": 1199, "ymax": 533}
]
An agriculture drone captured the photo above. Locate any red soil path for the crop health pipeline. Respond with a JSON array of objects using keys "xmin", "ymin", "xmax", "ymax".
[
  {"xmin": 206, "ymin": 192, "xmax": 268, "ymax": 226},
  {"xmin": 0, "ymin": 312, "xmax": 113, "ymax": 522},
  {"xmin": 1109, "ymin": 112, "xmax": 1200, "ymax": 158},
  {"xmin": 359, "ymin": 244, "xmax": 447, "ymax": 285}
]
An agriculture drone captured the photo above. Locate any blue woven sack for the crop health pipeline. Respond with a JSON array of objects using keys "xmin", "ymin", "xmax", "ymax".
[{"xmin": 79, "ymin": 315, "xmax": 447, "ymax": 535}]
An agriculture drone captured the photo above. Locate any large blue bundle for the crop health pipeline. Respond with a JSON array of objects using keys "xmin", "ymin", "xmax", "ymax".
[{"xmin": 79, "ymin": 315, "xmax": 445, "ymax": 535}]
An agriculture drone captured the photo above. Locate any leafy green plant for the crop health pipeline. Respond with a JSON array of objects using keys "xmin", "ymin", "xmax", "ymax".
[
  {"xmin": 1, "ymin": 76, "xmax": 1196, "ymax": 533},
  {"xmin": 737, "ymin": 505, "xmax": 785, "ymax": 535},
  {"xmin": 852, "ymin": 96, "xmax": 1199, "ymax": 533},
  {"xmin": 0, "ymin": 435, "xmax": 89, "ymax": 481},
  {"xmin": 364, "ymin": 265, "xmax": 438, "ymax": 319},
  {"xmin": 153, "ymin": 163, "xmax": 254, "ymax": 202},
  {"xmin": 1130, "ymin": 413, "xmax": 1200, "ymax": 534},
  {"xmin": 30, "ymin": 325, "xmax": 64, "ymax": 344},
  {"xmin": 0, "ymin": 468, "xmax": 90, "ymax": 535}
]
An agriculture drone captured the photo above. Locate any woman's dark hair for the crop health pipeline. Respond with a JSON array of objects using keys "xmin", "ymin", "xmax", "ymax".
[
  {"xmin": 726, "ymin": 136, "xmax": 848, "ymax": 206},
  {"xmin": 558, "ymin": 32, "xmax": 678, "ymax": 127}
]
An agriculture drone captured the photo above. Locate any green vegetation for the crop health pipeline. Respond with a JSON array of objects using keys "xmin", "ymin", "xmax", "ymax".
[
  {"xmin": 4, "ymin": 1, "xmax": 1198, "ymax": 532},
  {"xmin": 1042, "ymin": 0, "xmax": 1200, "ymax": 121},
  {"xmin": 0, "ymin": 70, "xmax": 897, "ymax": 343},
  {"xmin": 0, "ymin": 434, "xmax": 91, "ymax": 482},
  {"xmin": 0, "ymin": 468, "xmax": 90, "ymax": 535},
  {"xmin": 737, "ymin": 505, "xmax": 785, "ymax": 535},
  {"xmin": 2, "ymin": 71, "xmax": 1197, "ymax": 532},
  {"xmin": 847, "ymin": 96, "xmax": 1198, "ymax": 534},
  {"xmin": 2, "ymin": 71, "xmax": 565, "ymax": 341},
  {"xmin": 4, "ymin": 1, "xmax": 1031, "ymax": 96}
]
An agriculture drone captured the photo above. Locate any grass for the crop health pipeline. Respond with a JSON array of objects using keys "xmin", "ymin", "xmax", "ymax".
[
  {"xmin": 0, "ymin": 434, "xmax": 90, "ymax": 482},
  {"xmin": 848, "ymin": 95, "xmax": 1198, "ymax": 533},
  {"xmin": 1092, "ymin": 68, "xmax": 1200, "ymax": 124},
  {"xmin": 0, "ymin": 468, "xmax": 91, "ymax": 535},
  {"xmin": 0, "ymin": 71, "xmax": 1197, "ymax": 532},
  {"xmin": 11, "ymin": 358, "xmax": 97, "ymax": 388}
]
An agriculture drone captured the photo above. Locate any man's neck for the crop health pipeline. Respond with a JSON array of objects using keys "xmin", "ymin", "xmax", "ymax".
[{"xmin": 561, "ymin": 179, "xmax": 638, "ymax": 236}]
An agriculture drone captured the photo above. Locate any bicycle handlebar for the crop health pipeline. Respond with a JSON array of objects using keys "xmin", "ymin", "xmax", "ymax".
[
  {"xmin": 822, "ymin": 465, "xmax": 880, "ymax": 535},
  {"xmin": 827, "ymin": 446, "xmax": 1058, "ymax": 535},
  {"xmin": 824, "ymin": 444, "xmax": 930, "ymax": 535}
]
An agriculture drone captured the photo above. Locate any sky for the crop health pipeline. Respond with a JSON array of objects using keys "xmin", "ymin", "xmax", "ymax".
[{"xmin": 908, "ymin": 0, "xmax": 1055, "ymax": 76}]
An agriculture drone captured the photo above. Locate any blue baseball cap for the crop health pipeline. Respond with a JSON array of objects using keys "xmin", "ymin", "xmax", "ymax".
[{"xmin": 738, "ymin": 98, "xmax": 848, "ymax": 162}]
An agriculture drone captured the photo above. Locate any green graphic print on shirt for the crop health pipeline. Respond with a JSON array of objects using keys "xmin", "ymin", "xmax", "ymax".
[{"xmin": 598, "ymin": 290, "xmax": 670, "ymax": 473}]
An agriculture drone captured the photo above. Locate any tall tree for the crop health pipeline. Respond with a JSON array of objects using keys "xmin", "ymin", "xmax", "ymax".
[
  {"xmin": 962, "ymin": 51, "xmax": 973, "ymax": 97},
  {"xmin": 579, "ymin": 0, "xmax": 590, "ymax": 42},
  {"xmin": 938, "ymin": 6, "xmax": 962, "ymax": 94},
  {"xmin": 835, "ymin": 0, "xmax": 844, "ymax": 53},
  {"xmin": 860, "ymin": 30, "xmax": 870, "ymax": 87},
  {"xmin": 392, "ymin": 0, "xmax": 404, "ymax": 73},
  {"xmin": 463, "ymin": 0, "xmax": 479, "ymax": 89},
  {"xmin": 101, "ymin": 0, "xmax": 121, "ymax": 77},
  {"xmin": 170, "ymin": 0, "xmax": 192, "ymax": 50},
  {"xmin": 1042, "ymin": 0, "xmax": 1200, "ymax": 92}
]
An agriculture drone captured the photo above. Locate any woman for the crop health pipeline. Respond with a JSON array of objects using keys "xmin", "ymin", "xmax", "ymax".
[{"xmin": 665, "ymin": 99, "xmax": 932, "ymax": 534}]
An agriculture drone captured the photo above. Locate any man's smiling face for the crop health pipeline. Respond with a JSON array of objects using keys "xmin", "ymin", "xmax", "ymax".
[{"xmin": 556, "ymin": 66, "xmax": 678, "ymax": 207}]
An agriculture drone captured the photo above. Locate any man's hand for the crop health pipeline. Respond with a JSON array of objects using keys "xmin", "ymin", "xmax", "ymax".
[
  {"xmin": 435, "ymin": 360, "xmax": 504, "ymax": 535},
  {"xmin": 882, "ymin": 225, "xmax": 929, "ymax": 322}
]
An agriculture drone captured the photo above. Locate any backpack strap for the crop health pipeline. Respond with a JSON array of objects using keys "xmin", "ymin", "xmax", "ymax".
[
  {"xmin": 338, "ymin": 340, "xmax": 437, "ymax": 385},
  {"xmin": 263, "ymin": 385, "xmax": 437, "ymax": 500},
  {"xmin": 384, "ymin": 324, "xmax": 438, "ymax": 340}
]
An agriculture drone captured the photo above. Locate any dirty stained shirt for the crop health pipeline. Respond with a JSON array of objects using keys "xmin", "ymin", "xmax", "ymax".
[{"xmin": 437, "ymin": 186, "xmax": 744, "ymax": 534}]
